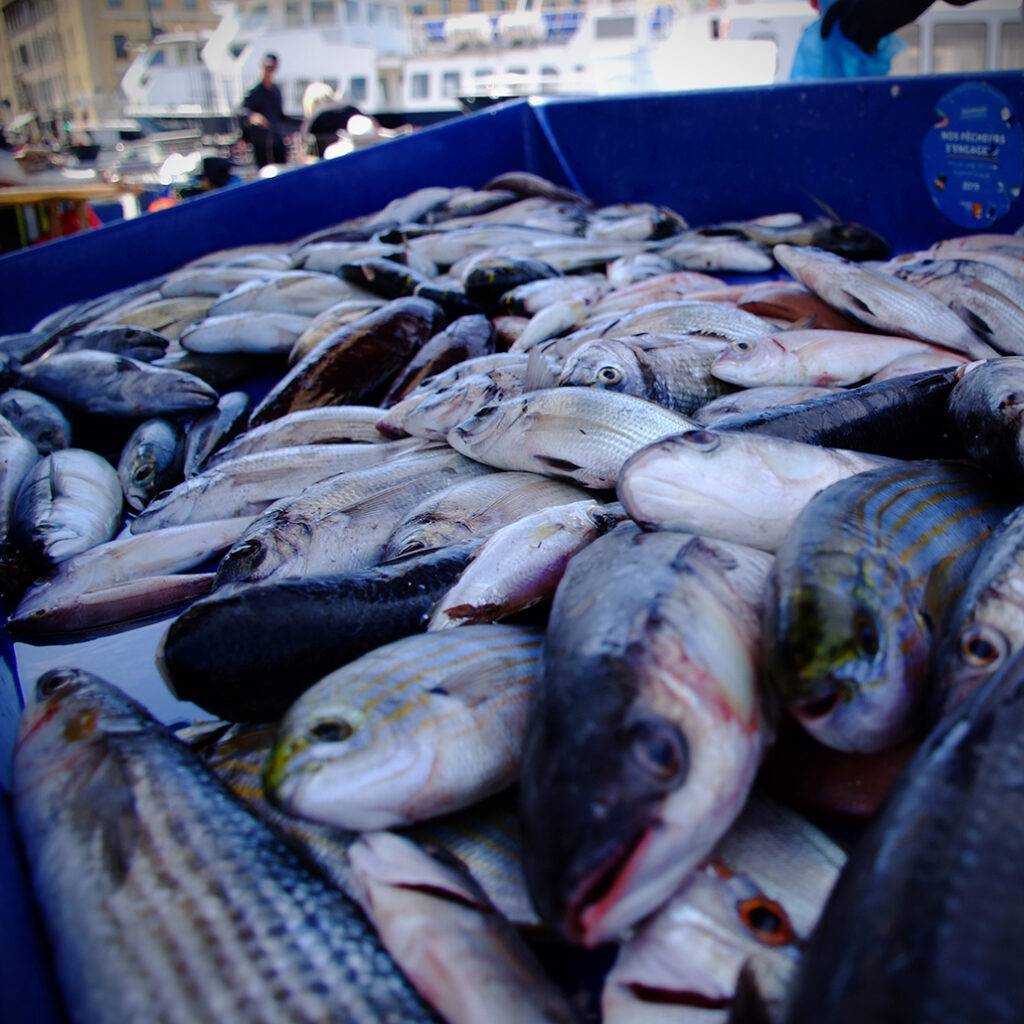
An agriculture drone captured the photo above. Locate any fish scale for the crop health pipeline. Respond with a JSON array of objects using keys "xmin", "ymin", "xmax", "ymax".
[{"xmin": 11, "ymin": 669, "xmax": 439, "ymax": 1024}]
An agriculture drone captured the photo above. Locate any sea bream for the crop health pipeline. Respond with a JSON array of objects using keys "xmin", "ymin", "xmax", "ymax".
[
  {"xmin": 10, "ymin": 668, "xmax": 439, "ymax": 1024},
  {"xmin": 520, "ymin": 523, "xmax": 773, "ymax": 947},
  {"xmin": 764, "ymin": 459, "xmax": 1015, "ymax": 753},
  {"xmin": 265, "ymin": 623, "xmax": 545, "ymax": 829}
]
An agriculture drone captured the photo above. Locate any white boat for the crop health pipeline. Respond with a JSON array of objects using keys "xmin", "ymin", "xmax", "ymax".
[{"xmin": 118, "ymin": 0, "xmax": 1024, "ymax": 133}]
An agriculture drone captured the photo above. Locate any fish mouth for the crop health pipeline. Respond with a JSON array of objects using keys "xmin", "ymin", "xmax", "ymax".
[
  {"xmin": 565, "ymin": 826, "xmax": 654, "ymax": 947},
  {"xmin": 791, "ymin": 688, "xmax": 842, "ymax": 722},
  {"xmin": 625, "ymin": 984, "xmax": 731, "ymax": 1011}
]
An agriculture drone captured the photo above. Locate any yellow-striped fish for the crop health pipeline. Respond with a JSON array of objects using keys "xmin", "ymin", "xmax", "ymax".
[{"xmin": 265, "ymin": 624, "xmax": 544, "ymax": 830}]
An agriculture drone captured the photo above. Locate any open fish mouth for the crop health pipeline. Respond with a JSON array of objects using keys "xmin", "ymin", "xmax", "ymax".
[
  {"xmin": 565, "ymin": 826, "xmax": 655, "ymax": 946},
  {"xmin": 625, "ymin": 983, "xmax": 732, "ymax": 1011}
]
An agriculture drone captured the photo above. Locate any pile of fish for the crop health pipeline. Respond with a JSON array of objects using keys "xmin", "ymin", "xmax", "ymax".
[{"xmin": 6, "ymin": 169, "xmax": 1024, "ymax": 1023}]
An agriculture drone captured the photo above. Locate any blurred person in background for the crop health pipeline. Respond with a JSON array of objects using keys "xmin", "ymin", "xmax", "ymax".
[
  {"xmin": 239, "ymin": 54, "xmax": 300, "ymax": 168},
  {"xmin": 818, "ymin": 0, "xmax": 992, "ymax": 54}
]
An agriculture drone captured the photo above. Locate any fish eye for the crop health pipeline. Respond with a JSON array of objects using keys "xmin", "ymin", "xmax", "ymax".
[
  {"xmin": 737, "ymin": 897, "xmax": 796, "ymax": 947},
  {"xmin": 732, "ymin": 340, "xmax": 752, "ymax": 352},
  {"xmin": 852, "ymin": 609, "xmax": 879, "ymax": 657},
  {"xmin": 596, "ymin": 365, "xmax": 623, "ymax": 385},
  {"xmin": 132, "ymin": 465, "xmax": 155, "ymax": 484},
  {"xmin": 310, "ymin": 719, "xmax": 353, "ymax": 743},
  {"xmin": 681, "ymin": 429, "xmax": 718, "ymax": 450},
  {"xmin": 37, "ymin": 668, "xmax": 80, "ymax": 698},
  {"xmin": 628, "ymin": 719, "xmax": 688, "ymax": 785},
  {"xmin": 959, "ymin": 624, "xmax": 1007, "ymax": 668}
]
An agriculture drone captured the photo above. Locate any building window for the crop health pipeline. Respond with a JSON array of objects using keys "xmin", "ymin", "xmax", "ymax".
[
  {"xmin": 367, "ymin": 1, "xmax": 379, "ymax": 22},
  {"xmin": 934, "ymin": 22, "xmax": 986, "ymax": 73},
  {"xmin": 1001, "ymin": 20, "xmax": 1024, "ymax": 70},
  {"xmin": 106, "ymin": 0, "xmax": 122, "ymax": 8},
  {"xmin": 411, "ymin": 3, "xmax": 423, "ymax": 12},
  {"xmin": 183, "ymin": 0, "xmax": 196, "ymax": 9},
  {"xmin": 891, "ymin": 24, "xmax": 919, "ymax": 75},
  {"xmin": 349, "ymin": 75, "xmax": 367, "ymax": 100},
  {"xmin": 468, "ymin": 0, "xmax": 480, "ymax": 9},
  {"xmin": 441, "ymin": 70, "xmax": 460, "ymax": 96},
  {"xmin": 285, "ymin": 1, "xmax": 302, "ymax": 24},
  {"xmin": 411, "ymin": 72, "xmax": 428, "ymax": 98},
  {"xmin": 18, "ymin": 43, "xmax": 29, "ymax": 66},
  {"xmin": 114, "ymin": 33, "xmax": 129, "ymax": 58},
  {"xmin": 345, "ymin": 0, "xmax": 358, "ymax": 22},
  {"xmin": 311, "ymin": 0, "xmax": 336, "ymax": 24},
  {"xmin": 387, "ymin": 4, "xmax": 399, "ymax": 25}
]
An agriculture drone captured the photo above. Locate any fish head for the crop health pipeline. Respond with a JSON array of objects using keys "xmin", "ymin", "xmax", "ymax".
[
  {"xmin": 932, "ymin": 618, "xmax": 1015, "ymax": 721},
  {"xmin": 263, "ymin": 687, "xmax": 427, "ymax": 830},
  {"xmin": 446, "ymin": 394, "xmax": 531, "ymax": 456},
  {"xmin": 124, "ymin": 449, "xmax": 162, "ymax": 510},
  {"xmin": 12, "ymin": 668, "xmax": 142, "ymax": 805},
  {"xmin": 818, "ymin": 222, "xmax": 891, "ymax": 262},
  {"xmin": 764, "ymin": 548, "xmax": 930, "ymax": 753},
  {"xmin": 710, "ymin": 336, "xmax": 781, "ymax": 387},
  {"xmin": 521, "ymin": 654, "xmax": 698, "ymax": 947},
  {"xmin": 558, "ymin": 339, "xmax": 647, "ymax": 396},
  {"xmin": 601, "ymin": 862, "xmax": 802, "ymax": 1023}
]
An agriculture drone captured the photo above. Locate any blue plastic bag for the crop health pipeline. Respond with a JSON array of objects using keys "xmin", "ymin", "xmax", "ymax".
[{"xmin": 790, "ymin": 0, "xmax": 907, "ymax": 80}]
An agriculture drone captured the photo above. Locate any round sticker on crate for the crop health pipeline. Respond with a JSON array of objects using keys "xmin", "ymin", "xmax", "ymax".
[{"xmin": 922, "ymin": 82, "xmax": 1023, "ymax": 229}]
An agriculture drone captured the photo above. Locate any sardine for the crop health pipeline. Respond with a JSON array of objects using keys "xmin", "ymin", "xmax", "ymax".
[
  {"xmin": 11, "ymin": 668, "xmax": 438, "ymax": 1024},
  {"xmin": 694, "ymin": 385, "xmax": 838, "ymax": 426},
  {"xmin": 209, "ymin": 270, "xmax": 356, "ymax": 317},
  {"xmin": 180, "ymin": 311, "xmax": 313, "ymax": 355},
  {"xmin": 0, "ymin": 434, "xmax": 40, "ymax": 541}
]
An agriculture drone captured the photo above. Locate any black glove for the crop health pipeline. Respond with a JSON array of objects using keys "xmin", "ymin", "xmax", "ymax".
[{"xmin": 821, "ymin": 0, "xmax": 936, "ymax": 54}]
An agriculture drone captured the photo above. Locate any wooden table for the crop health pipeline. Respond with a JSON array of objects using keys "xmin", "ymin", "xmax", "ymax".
[{"xmin": 0, "ymin": 181, "xmax": 142, "ymax": 240}]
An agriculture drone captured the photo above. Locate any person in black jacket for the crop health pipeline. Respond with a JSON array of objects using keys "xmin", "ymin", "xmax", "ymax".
[
  {"xmin": 239, "ymin": 53, "xmax": 300, "ymax": 167},
  {"xmin": 820, "ymin": 0, "xmax": 987, "ymax": 54}
]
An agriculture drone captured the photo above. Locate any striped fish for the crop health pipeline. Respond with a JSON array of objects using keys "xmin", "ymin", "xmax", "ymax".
[
  {"xmin": 11, "ymin": 669, "xmax": 438, "ymax": 1024},
  {"xmin": 764, "ymin": 460, "xmax": 1015, "ymax": 753},
  {"xmin": 265, "ymin": 624, "xmax": 545, "ymax": 830}
]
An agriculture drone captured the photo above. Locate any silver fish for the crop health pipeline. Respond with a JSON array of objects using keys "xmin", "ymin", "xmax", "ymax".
[
  {"xmin": 447, "ymin": 388, "xmax": 697, "ymax": 488},
  {"xmin": 180, "ymin": 311, "xmax": 313, "ymax": 355},
  {"xmin": 0, "ymin": 388, "xmax": 72, "ymax": 452},
  {"xmin": 618, "ymin": 428, "xmax": 893, "ymax": 552},
  {"xmin": 11, "ymin": 668, "xmax": 438, "ymax": 1024},
  {"xmin": 520, "ymin": 524, "xmax": 774, "ymax": 946},
  {"xmin": 427, "ymin": 499, "xmax": 626, "ymax": 629},
  {"xmin": 0, "ymin": 434, "xmax": 40, "ymax": 542},
  {"xmin": 381, "ymin": 471, "xmax": 592, "ymax": 561},
  {"xmin": 265, "ymin": 624, "xmax": 545, "ymax": 830},
  {"xmin": 18, "ymin": 351, "xmax": 218, "ymax": 418},
  {"xmin": 773, "ymin": 244, "xmax": 997, "ymax": 359},
  {"xmin": 117, "ymin": 417, "xmax": 185, "ymax": 512},
  {"xmin": 11, "ymin": 448, "xmax": 123, "ymax": 566},
  {"xmin": 209, "ymin": 270, "xmax": 358, "ymax": 317},
  {"xmin": 182, "ymin": 390, "xmax": 253, "ymax": 476}
]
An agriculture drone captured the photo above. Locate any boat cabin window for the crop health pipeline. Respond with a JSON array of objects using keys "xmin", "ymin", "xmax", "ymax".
[
  {"xmin": 286, "ymin": 1, "xmax": 303, "ymax": 25},
  {"xmin": 1001, "ymin": 21, "xmax": 1024, "ymax": 69},
  {"xmin": 176, "ymin": 44, "xmax": 189, "ymax": 63},
  {"xmin": 594, "ymin": 15, "xmax": 635, "ymax": 39},
  {"xmin": 345, "ymin": 0, "xmax": 359, "ymax": 22},
  {"xmin": 411, "ymin": 72, "xmax": 429, "ymax": 98},
  {"xmin": 242, "ymin": 5, "xmax": 269, "ymax": 29},
  {"xmin": 934, "ymin": 22, "xmax": 986, "ymax": 72},
  {"xmin": 312, "ymin": 0, "xmax": 337, "ymax": 24},
  {"xmin": 474, "ymin": 68, "xmax": 495, "ymax": 78},
  {"xmin": 442, "ymin": 70, "xmax": 461, "ymax": 96},
  {"xmin": 149, "ymin": 50, "xmax": 166, "ymax": 66},
  {"xmin": 349, "ymin": 76, "xmax": 368, "ymax": 100}
]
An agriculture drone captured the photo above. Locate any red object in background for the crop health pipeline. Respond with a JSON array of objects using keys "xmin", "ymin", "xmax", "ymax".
[
  {"xmin": 33, "ymin": 202, "xmax": 102, "ymax": 243},
  {"xmin": 148, "ymin": 196, "xmax": 178, "ymax": 212}
]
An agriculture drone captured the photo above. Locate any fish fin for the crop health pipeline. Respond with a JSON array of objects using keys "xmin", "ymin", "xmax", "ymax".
[
  {"xmin": 840, "ymin": 287, "xmax": 875, "ymax": 319},
  {"xmin": 807, "ymin": 194, "xmax": 842, "ymax": 224},
  {"xmin": 783, "ymin": 314, "xmax": 818, "ymax": 331},
  {"xmin": 524, "ymin": 347, "xmax": 556, "ymax": 391},
  {"xmin": 949, "ymin": 302, "xmax": 996, "ymax": 343},
  {"xmin": 68, "ymin": 744, "xmax": 140, "ymax": 887}
]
